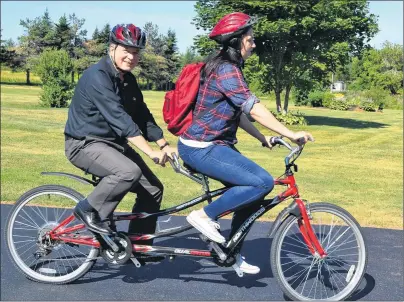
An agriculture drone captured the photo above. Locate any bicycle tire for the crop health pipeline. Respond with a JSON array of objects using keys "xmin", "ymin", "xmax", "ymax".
[
  {"xmin": 271, "ymin": 202, "xmax": 368, "ymax": 301},
  {"xmin": 5, "ymin": 185, "xmax": 99, "ymax": 284}
]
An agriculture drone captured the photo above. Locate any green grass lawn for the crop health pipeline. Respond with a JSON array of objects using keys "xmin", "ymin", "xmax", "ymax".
[{"xmin": 1, "ymin": 84, "xmax": 402, "ymax": 229}]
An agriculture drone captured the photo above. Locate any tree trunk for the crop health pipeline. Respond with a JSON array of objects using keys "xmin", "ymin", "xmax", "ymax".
[
  {"xmin": 71, "ymin": 71, "xmax": 75, "ymax": 83},
  {"xmin": 26, "ymin": 69, "xmax": 31, "ymax": 85},
  {"xmin": 283, "ymin": 85, "xmax": 292, "ymax": 113},
  {"xmin": 275, "ymin": 90, "xmax": 282, "ymax": 113}
]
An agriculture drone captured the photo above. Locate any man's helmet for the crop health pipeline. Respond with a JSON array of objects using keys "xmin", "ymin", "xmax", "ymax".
[
  {"xmin": 109, "ymin": 24, "xmax": 146, "ymax": 48},
  {"xmin": 209, "ymin": 12, "xmax": 257, "ymax": 44}
]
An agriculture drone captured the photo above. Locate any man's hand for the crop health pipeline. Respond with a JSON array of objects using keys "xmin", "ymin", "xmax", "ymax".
[
  {"xmin": 262, "ymin": 136, "xmax": 275, "ymax": 149},
  {"xmin": 148, "ymin": 150, "xmax": 168, "ymax": 167},
  {"xmin": 161, "ymin": 145, "xmax": 178, "ymax": 159}
]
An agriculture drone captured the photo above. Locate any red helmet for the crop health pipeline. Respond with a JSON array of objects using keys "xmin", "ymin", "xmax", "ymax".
[
  {"xmin": 109, "ymin": 24, "xmax": 146, "ymax": 48},
  {"xmin": 209, "ymin": 12, "xmax": 257, "ymax": 44}
]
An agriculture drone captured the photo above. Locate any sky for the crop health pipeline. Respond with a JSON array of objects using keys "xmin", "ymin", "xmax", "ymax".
[{"xmin": 1, "ymin": 1, "xmax": 403, "ymax": 53}]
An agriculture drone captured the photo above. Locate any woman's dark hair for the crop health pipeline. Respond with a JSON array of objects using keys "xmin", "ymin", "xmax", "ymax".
[{"xmin": 201, "ymin": 27, "xmax": 251, "ymax": 83}]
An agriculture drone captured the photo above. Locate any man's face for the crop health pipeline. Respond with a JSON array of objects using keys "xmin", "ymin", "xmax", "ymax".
[{"xmin": 112, "ymin": 44, "xmax": 140, "ymax": 71}]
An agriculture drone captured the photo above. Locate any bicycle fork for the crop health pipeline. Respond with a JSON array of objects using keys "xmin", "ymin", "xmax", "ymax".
[{"xmin": 295, "ymin": 199, "xmax": 327, "ymax": 258}]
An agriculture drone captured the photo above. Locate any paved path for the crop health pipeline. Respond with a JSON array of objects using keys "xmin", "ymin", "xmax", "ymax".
[{"xmin": 1, "ymin": 204, "xmax": 403, "ymax": 301}]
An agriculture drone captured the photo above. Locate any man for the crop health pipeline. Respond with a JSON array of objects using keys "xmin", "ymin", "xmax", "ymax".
[{"xmin": 64, "ymin": 24, "xmax": 177, "ymax": 247}]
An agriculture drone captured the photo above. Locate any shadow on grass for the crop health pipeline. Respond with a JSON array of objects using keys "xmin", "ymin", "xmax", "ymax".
[
  {"xmin": 305, "ymin": 115, "xmax": 388, "ymax": 129},
  {"xmin": 0, "ymin": 81, "xmax": 41, "ymax": 86}
]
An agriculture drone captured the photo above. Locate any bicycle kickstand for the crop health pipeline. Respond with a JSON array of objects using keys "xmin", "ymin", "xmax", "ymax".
[
  {"xmin": 130, "ymin": 257, "xmax": 142, "ymax": 268},
  {"xmin": 232, "ymin": 263, "xmax": 244, "ymax": 278}
]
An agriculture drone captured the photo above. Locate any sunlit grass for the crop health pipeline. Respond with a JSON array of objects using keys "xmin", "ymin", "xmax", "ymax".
[{"xmin": 1, "ymin": 84, "xmax": 402, "ymax": 229}]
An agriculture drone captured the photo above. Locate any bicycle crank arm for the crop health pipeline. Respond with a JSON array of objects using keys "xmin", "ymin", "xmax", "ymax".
[{"xmin": 100, "ymin": 234, "xmax": 119, "ymax": 252}]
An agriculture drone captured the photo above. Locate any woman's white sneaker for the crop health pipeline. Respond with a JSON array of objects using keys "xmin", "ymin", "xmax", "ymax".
[
  {"xmin": 186, "ymin": 210, "xmax": 226, "ymax": 244},
  {"xmin": 235, "ymin": 254, "xmax": 260, "ymax": 274}
]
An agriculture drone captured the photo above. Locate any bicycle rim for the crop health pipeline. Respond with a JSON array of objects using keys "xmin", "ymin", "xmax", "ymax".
[
  {"xmin": 6, "ymin": 186, "xmax": 98, "ymax": 284},
  {"xmin": 272, "ymin": 203, "xmax": 367, "ymax": 300}
]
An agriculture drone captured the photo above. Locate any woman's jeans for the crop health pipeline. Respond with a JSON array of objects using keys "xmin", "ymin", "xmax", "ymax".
[{"xmin": 178, "ymin": 141, "xmax": 274, "ymax": 247}]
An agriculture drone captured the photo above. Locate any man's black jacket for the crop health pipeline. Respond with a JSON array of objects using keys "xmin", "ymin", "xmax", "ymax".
[{"xmin": 64, "ymin": 56, "xmax": 163, "ymax": 145}]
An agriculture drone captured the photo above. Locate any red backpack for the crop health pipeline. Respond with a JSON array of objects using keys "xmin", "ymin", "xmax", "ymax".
[{"xmin": 163, "ymin": 62, "xmax": 205, "ymax": 136}]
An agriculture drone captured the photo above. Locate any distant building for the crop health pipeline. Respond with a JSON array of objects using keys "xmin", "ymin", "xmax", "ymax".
[{"xmin": 331, "ymin": 81, "xmax": 346, "ymax": 92}]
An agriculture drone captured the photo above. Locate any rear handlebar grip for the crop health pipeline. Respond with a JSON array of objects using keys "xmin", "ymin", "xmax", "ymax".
[{"xmin": 152, "ymin": 157, "xmax": 159, "ymax": 164}]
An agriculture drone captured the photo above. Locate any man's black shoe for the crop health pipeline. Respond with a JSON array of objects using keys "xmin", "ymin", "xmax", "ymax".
[{"xmin": 74, "ymin": 205, "xmax": 112, "ymax": 235}]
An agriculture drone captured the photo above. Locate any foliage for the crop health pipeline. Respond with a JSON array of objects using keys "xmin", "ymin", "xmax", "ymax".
[
  {"xmin": 271, "ymin": 110, "xmax": 307, "ymax": 125},
  {"xmin": 307, "ymin": 90, "xmax": 325, "ymax": 107},
  {"xmin": 350, "ymin": 42, "xmax": 403, "ymax": 95},
  {"xmin": 325, "ymin": 99, "xmax": 351, "ymax": 111},
  {"xmin": 243, "ymin": 54, "xmax": 265, "ymax": 95},
  {"xmin": 34, "ymin": 49, "xmax": 73, "ymax": 107},
  {"xmin": 193, "ymin": 0, "xmax": 379, "ymax": 112}
]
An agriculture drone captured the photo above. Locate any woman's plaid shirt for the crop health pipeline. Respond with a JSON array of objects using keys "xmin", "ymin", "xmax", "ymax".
[{"xmin": 181, "ymin": 63, "xmax": 259, "ymax": 145}]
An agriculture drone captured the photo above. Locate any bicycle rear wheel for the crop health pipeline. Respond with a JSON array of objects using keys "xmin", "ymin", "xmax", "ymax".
[
  {"xmin": 271, "ymin": 202, "xmax": 367, "ymax": 301},
  {"xmin": 5, "ymin": 185, "xmax": 99, "ymax": 284}
]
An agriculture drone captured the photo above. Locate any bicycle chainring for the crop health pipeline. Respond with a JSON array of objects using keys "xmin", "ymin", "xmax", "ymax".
[
  {"xmin": 99, "ymin": 232, "xmax": 132, "ymax": 265},
  {"xmin": 213, "ymin": 254, "xmax": 236, "ymax": 267}
]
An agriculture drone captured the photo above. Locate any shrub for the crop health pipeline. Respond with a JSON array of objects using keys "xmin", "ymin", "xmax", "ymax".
[
  {"xmin": 326, "ymin": 99, "xmax": 351, "ymax": 111},
  {"xmin": 34, "ymin": 49, "xmax": 73, "ymax": 108},
  {"xmin": 361, "ymin": 88, "xmax": 390, "ymax": 111},
  {"xmin": 271, "ymin": 110, "xmax": 307, "ymax": 125},
  {"xmin": 39, "ymin": 79, "xmax": 73, "ymax": 108},
  {"xmin": 307, "ymin": 90, "xmax": 324, "ymax": 107},
  {"xmin": 322, "ymin": 92, "xmax": 336, "ymax": 108}
]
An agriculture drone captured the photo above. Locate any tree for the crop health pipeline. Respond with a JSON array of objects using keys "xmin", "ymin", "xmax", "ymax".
[
  {"xmin": 193, "ymin": 0, "xmax": 379, "ymax": 112},
  {"xmin": 68, "ymin": 13, "xmax": 87, "ymax": 81},
  {"xmin": 143, "ymin": 22, "xmax": 165, "ymax": 56},
  {"xmin": 180, "ymin": 47, "xmax": 203, "ymax": 67},
  {"xmin": 92, "ymin": 27, "xmax": 100, "ymax": 41},
  {"xmin": 98, "ymin": 23, "xmax": 111, "ymax": 44},
  {"xmin": 18, "ymin": 9, "xmax": 56, "ymax": 84},
  {"xmin": 138, "ymin": 44, "xmax": 168, "ymax": 90},
  {"xmin": 350, "ymin": 42, "xmax": 403, "ymax": 94},
  {"xmin": 54, "ymin": 15, "xmax": 73, "ymax": 51},
  {"xmin": 162, "ymin": 29, "xmax": 180, "ymax": 89}
]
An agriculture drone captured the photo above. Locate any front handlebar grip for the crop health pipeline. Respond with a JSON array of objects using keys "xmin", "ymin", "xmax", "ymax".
[
  {"xmin": 262, "ymin": 136, "xmax": 282, "ymax": 147},
  {"xmin": 152, "ymin": 157, "xmax": 159, "ymax": 164}
]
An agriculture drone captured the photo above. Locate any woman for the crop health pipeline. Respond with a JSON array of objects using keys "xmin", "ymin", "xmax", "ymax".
[{"xmin": 178, "ymin": 12, "xmax": 314, "ymax": 274}]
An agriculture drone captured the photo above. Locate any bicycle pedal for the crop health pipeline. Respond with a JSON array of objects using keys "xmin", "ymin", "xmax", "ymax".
[
  {"xmin": 232, "ymin": 263, "xmax": 244, "ymax": 278},
  {"xmin": 130, "ymin": 257, "xmax": 142, "ymax": 268}
]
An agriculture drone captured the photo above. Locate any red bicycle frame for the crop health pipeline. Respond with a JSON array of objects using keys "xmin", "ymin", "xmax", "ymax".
[{"xmin": 274, "ymin": 173, "xmax": 326, "ymax": 257}]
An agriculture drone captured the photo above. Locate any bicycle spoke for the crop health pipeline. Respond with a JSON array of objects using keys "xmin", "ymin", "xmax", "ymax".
[
  {"xmin": 281, "ymin": 249, "xmax": 310, "ymax": 257},
  {"xmin": 12, "ymin": 234, "xmax": 36, "ymax": 239},
  {"xmin": 298, "ymin": 258, "xmax": 318, "ymax": 295},
  {"xmin": 327, "ymin": 235, "xmax": 356, "ymax": 254},
  {"xmin": 327, "ymin": 226, "xmax": 351, "ymax": 250},
  {"xmin": 282, "ymin": 255, "xmax": 313, "ymax": 273},
  {"xmin": 13, "ymin": 239, "xmax": 37, "ymax": 244},
  {"xmin": 14, "ymin": 219, "xmax": 38, "ymax": 230},
  {"xmin": 282, "ymin": 240, "xmax": 309, "ymax": 251}
]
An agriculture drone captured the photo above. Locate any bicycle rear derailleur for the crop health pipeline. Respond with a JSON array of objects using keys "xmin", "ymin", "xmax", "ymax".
[{"xmin": 98, "ymin": 232, "xmax": 132, "ymax": 265}]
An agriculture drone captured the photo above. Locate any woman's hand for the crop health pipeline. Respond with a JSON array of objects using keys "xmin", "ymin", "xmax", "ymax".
[{"xmin": 290, "ymin": 131, "xmax": 315, "ymax": 145}]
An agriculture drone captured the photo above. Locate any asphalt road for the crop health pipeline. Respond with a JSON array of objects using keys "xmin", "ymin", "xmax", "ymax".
[{"xmin": 1, "ymin": 204, "xmax": 403, "ymax": 301}]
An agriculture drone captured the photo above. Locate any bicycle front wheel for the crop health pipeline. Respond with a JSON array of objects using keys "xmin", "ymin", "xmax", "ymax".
[
  {"xmin": 271, "ymin": 202, "xmax": 367, "ymax": 301},
  {"xmin": 5, "ymin": 185, "xmax": 99, "ymax": 284}
]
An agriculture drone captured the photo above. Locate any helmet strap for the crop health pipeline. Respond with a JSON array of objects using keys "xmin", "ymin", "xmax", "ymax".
[{"xmin": 109, "ymin": 44, "xmax": 127, "ymax": 77}]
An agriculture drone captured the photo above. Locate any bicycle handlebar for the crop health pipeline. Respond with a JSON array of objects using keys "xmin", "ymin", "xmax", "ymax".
[{"xmin": 263, "ymin": 136, "xmax": 304, "ymax": 166}]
